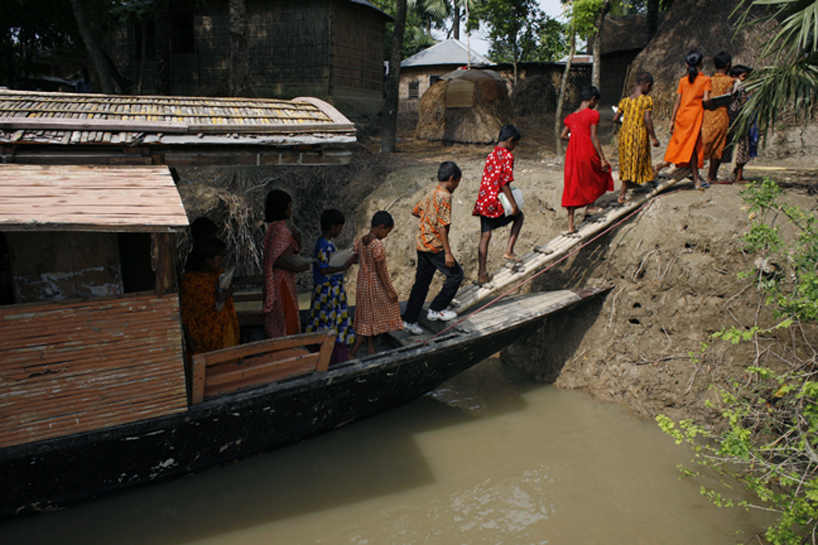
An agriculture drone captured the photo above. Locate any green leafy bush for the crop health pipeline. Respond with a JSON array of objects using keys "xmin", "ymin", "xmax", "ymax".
[{"xmin": 658, "ymin": 179, "xmax": 818, "ymax": 544}]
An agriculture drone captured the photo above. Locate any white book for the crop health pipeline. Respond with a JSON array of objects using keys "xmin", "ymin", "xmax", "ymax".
[
  {"xmin": 218, "ymin": 267, "xmax": 234, "ymax": 292},
  {"xmin": 329, "ymin": 248, "xmax": 354, "ymax": 268},
  {"xmin": 280, "ymin": 255, "xmax": 315, "ymax": 269},
  {"xmin": 498, "ymin": 187, "xmax": 524, "ymax": 216}
]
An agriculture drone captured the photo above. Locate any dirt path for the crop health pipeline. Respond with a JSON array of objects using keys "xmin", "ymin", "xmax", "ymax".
[
  {"xmin": 178, "ymin": 112, "xmax": 818, "ymax": 425},
  {"xmin": 348, "ymin": 113, "xmax": 818, "ymax": 424}
]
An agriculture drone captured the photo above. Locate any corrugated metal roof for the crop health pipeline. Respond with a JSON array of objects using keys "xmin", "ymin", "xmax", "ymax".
[
  {"xmin": 0, "ymin": 91, "xmax": 356, "ymax": 148},
  {"xmin": 0, "ymin": 164, "xmax": 189, "ymax": 232},
  {"xmin": 401, "ymin": 39, "xmax": 492, "ymax": 68}
]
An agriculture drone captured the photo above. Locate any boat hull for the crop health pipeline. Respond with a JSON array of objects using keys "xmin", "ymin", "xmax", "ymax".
[{"xmin": 0, "ymin": 288, "xmax": 604, "ymax": 518}]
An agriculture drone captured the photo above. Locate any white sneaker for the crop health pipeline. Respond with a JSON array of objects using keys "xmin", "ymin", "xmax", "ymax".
[
  {"xmin": 402, "ymin": 321, "xmax": 423, "ymax": 335},
  {"xmin": 427, "ymin": 309, "xmax": 457, "ymax": 322}
]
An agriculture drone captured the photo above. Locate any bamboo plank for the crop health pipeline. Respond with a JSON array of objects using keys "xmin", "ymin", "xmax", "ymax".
[
  {"xmin": 205, "ymin": 352, "xmax": 320, "ymax": 388},
  {"xmin": 452, "ymin": 172, "xmax": 687, "ymax": 311}
]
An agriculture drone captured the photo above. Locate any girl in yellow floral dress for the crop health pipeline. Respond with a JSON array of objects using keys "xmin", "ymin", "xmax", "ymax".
[{"xmin": 614, "ymin": 72, "xmax": 660, "ymax": 203}]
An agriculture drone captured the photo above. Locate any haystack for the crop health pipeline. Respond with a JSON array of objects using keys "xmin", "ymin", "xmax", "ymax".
[
  {"xmin": 627, "ymin": 0, "xmax": 772, "ymax": 118},
  {"xmin": 415, "ymin": 69, "xmax": 514, "ymax": 144},
  {"xmin": 511, "ymin": 75, "xmax": 558, "ymax": 117}
]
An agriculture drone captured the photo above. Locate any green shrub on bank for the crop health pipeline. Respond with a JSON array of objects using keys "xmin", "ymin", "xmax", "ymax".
[{"xmin": 657, "ymin": 178, "xmax": 818, "ymax": 544}]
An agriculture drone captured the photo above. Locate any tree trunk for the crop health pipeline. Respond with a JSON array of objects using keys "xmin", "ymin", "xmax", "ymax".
[
  {"xmin": 154, "ymin": 0, "xmax": 171, "ymax": 95},
  {"xmin": 646, "ymin": 0, "xmax": 660, "ymax": 41},
  {"xmin": 453, "ymin": 4, "xmax": 460, "ymax": 40},
  {"xmin": 68, "ymin": 0, "xmax": 115, "ymax": 93},
  {"xmin": 555, "ymin": 29, "xmax": 576, "ymax": 156},
  {"xmin": 381, "ymin": 0, "xmax": 407, "ymax": 153},
  {"xmin": 591, "ymin": 1, "xmax": 611, "ymax": 90},
  {"xmin": 229, "ymin": 0, "xmax": 250, "ymax": 96}
]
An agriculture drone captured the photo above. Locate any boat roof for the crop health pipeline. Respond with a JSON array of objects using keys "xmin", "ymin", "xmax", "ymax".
[
  {"xmin": 0, "ymin": 164, "xmax": 189, "ymax": 232},
  {"xmin": 0, "ymin": 91, "xmax": 356, "ymax": 166}
]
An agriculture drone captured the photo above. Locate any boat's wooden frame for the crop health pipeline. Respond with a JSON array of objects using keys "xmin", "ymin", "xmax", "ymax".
[{"xmin": 0, "ymin": 287, "xmax": 605, "ymax": 519}]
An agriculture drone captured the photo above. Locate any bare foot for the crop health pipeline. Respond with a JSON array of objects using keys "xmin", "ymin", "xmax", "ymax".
[
  {"xmin": 617, "ymin": 196, "xmax": 632, "ymax": 204},
  {"xmin": 586, "ymin": 206, "xmax": 605, "ymax": 214},
  {"xmin": 475, "ymin": 273, "xmax": 494, "ymax": 287},
  {"xmin": 503, "ymin": 253, "xmax": 522, "ymax": 262}
]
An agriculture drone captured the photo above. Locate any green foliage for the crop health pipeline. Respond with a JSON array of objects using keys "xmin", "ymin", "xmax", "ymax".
[
  {"xmin": 472, "ymin": 0, "xmax": 567, "ymax": 64},
  {"xmin": 0, "ymin": 0, "xmax": 80, "ymax": 87},
  {"xmin": 569, "ymin": 0, "xmax": 607, "ymax": 39},
  {"xmin": 733, "ymin": 0, "xmax": 818, "ymax": 141},
  {"xmin": 372, "ymin": 0, "xmax": 441, "ymax": 58},
  {"xmin": 658, "ymin": 179, "xmax": 818, "ymax": 544}
]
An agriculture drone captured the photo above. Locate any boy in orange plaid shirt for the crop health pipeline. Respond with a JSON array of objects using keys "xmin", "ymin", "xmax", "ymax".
[{"xmin": 402, "ymin": 161, "xmax": 464, "ymax": 334}]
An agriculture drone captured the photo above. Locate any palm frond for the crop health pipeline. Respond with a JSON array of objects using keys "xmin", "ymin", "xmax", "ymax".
[{"xmin": 733, "ymin": 57, "xmax": 818, "ymax": 141}]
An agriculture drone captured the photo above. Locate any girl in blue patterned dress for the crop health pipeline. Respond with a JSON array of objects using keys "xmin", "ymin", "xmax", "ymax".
[{"xmin": 305, "ymin": 209, "xmax": 357, "ymax": 364}]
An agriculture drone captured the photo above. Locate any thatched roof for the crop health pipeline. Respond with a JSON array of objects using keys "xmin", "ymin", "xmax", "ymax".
[
  {"xmin": 627, "ymin": 0, "xmax": 772, "ymax": 118},
  {"xmin": 415, "ymin": 69, "xmax": 513, "ymax": 144},
  {"xmin": 593, "ymin": 12, "xmax": 667, "ymax": 55}
]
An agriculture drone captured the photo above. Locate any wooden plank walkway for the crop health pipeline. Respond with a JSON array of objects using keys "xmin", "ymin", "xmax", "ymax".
[{"xmin": 449, "ymin": 167, "xmax": 693, "ymax": 313}]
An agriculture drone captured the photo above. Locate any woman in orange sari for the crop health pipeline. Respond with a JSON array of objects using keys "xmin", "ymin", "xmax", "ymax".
[
  {"xmin": 701, "ymin": 51, "xmax": 735, "ymax": 184},
  {"xmin": 655, "ymin": 50, "xmax": 712, "ymax": 190},
  {"xmin": 263, "ymin": 189, "xmax": 310, "ymax": 338},
  {"xmin": 180, "ymin": 236, "xmax": 239, "ymax": 355}
]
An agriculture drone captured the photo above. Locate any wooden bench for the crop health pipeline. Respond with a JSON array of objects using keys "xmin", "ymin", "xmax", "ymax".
[{"xmin": 190, "ymin": 331, "xmax": 335, "ymax": 404}]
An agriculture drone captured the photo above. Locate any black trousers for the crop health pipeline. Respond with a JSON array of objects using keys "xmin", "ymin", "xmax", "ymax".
[{"xmin": 403, "ymin": 250, "xmax": 464, "ymax": 323}]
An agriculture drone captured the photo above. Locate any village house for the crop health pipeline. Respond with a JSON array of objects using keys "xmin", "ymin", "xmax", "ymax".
[
  {"xmin": 399, "ymin": 39, "xmax": 491, "ymax": 112},
  {"xmin": 592, "ymin": 13, "xmax": 665, "ymax": 103},
  {"xmin": 107, "ymin": 0, "xmax": 391, "ymax": 113}
]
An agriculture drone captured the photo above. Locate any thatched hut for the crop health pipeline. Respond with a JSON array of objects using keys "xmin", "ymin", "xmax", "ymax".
[
  {"xmin": 510, "ymin": 75, "xmax": 558, "ymax": 117},
  {"xmin": 627, "ymin": 0, "xmax": 770, "ymax": 118},
  {"xmin": 415, "ymin": 69, "xmax": 514, "ymax": 144}
]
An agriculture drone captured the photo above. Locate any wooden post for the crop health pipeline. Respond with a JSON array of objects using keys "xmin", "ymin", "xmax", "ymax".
[{"xmin": 152, "ymin": 232, "xmax": 177, "ymax": 297}]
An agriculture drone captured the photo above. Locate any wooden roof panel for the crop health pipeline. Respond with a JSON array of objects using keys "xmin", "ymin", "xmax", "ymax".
[
  {"xmin": 0, "ymin": 165, "xmax": 189, "ymax": 232},
  {"xmin": 0, "ymin": 91, "xmax": 356, "ymax": 148}
]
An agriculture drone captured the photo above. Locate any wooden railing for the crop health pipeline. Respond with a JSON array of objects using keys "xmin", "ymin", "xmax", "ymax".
[{"xmin": 190, "ymin": 330, "xmax": 335, "ymax": 404}]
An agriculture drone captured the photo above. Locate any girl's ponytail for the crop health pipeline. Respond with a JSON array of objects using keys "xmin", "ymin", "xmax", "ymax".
[{"xmin": 685, "ymin": 49, "xmax": 703, "ymax": 84}]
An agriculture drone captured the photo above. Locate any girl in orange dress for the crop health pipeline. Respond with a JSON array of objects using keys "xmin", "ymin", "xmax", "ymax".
[
  {"xmin": 180, "ymin": 236, "xmax": 239, "ymax": 355},
  {"xmin": 656, "ymin": 50, "xmax": 712, "ymax": 190},
  {"xmin": 263, "ymin": 189, "xmax": 310, "ymax": 338},
  {"xmin": 561, "ymin": 85, "xmax": 613, "ymax": 234},
  {"xmin": 349, "ymin": 211, "xmax": 403, "ymax": 359},
  {"xmin": 702, "ymin": 51, "xmax": 735, "ymax": 184}
]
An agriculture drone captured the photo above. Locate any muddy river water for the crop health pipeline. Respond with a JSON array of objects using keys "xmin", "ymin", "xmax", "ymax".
[{"xmin": 1, "ymin": 357, "xmax": 771, "ymax": 545}]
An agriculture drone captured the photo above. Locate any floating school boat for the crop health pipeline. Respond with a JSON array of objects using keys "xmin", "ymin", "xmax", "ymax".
[{"xmin": 0, "ymin": 163, "xmax": 605, "ymax": 519}]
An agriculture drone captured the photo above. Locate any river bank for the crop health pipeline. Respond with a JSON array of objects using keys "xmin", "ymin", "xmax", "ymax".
[
  {"xmin": 347, "ymin": 112, "xmax": 818, "ymax": 427},
  {"xmin": 175, "ymin": 111, "xmax": 818, "ymax": 428}
]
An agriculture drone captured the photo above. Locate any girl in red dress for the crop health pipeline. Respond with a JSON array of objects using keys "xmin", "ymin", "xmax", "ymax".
[{"xmin": 561, "ymin": 86, "xmax": 613, "ymax": 234}]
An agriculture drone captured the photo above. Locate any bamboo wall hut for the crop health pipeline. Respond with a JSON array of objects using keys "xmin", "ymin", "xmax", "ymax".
[
  {"xmin": 107, "ymin": 0, "xmax": 391, "ymax": 113},
  {"xmin": 415, "ymin": 69, "xmax": 514, "ymax": 144},
  {"xmin": 626, "ymin": 0, "xmax": 770, "ymax": 118}
]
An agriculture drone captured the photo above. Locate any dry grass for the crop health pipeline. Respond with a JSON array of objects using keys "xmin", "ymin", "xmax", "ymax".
[
  {"xmin": 511, "ymin": 76, "xmax": 557, "ymax": 117},
  {"xmin": 175, "ymin": 150, "xmax": 393, "ymax": 282},
  {"xmin": 415, "ymin": 75, "xmax": 515, "ymax": 144}
]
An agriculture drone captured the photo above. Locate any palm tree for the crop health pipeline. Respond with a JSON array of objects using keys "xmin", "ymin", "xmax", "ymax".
[{"xmin": 734, "ymin": 0, "xmax": 818, "ymax": 139}]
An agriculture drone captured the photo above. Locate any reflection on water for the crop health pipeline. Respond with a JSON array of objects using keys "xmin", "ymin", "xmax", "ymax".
[{"xmin": 1, "ymin": 357, "xmax": 770, "ymax": 545}]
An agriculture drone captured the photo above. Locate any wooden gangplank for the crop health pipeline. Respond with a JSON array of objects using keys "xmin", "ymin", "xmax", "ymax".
[{"xmin": 450, "ymin": 168, "xmax": 692, "ymax": 313}]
